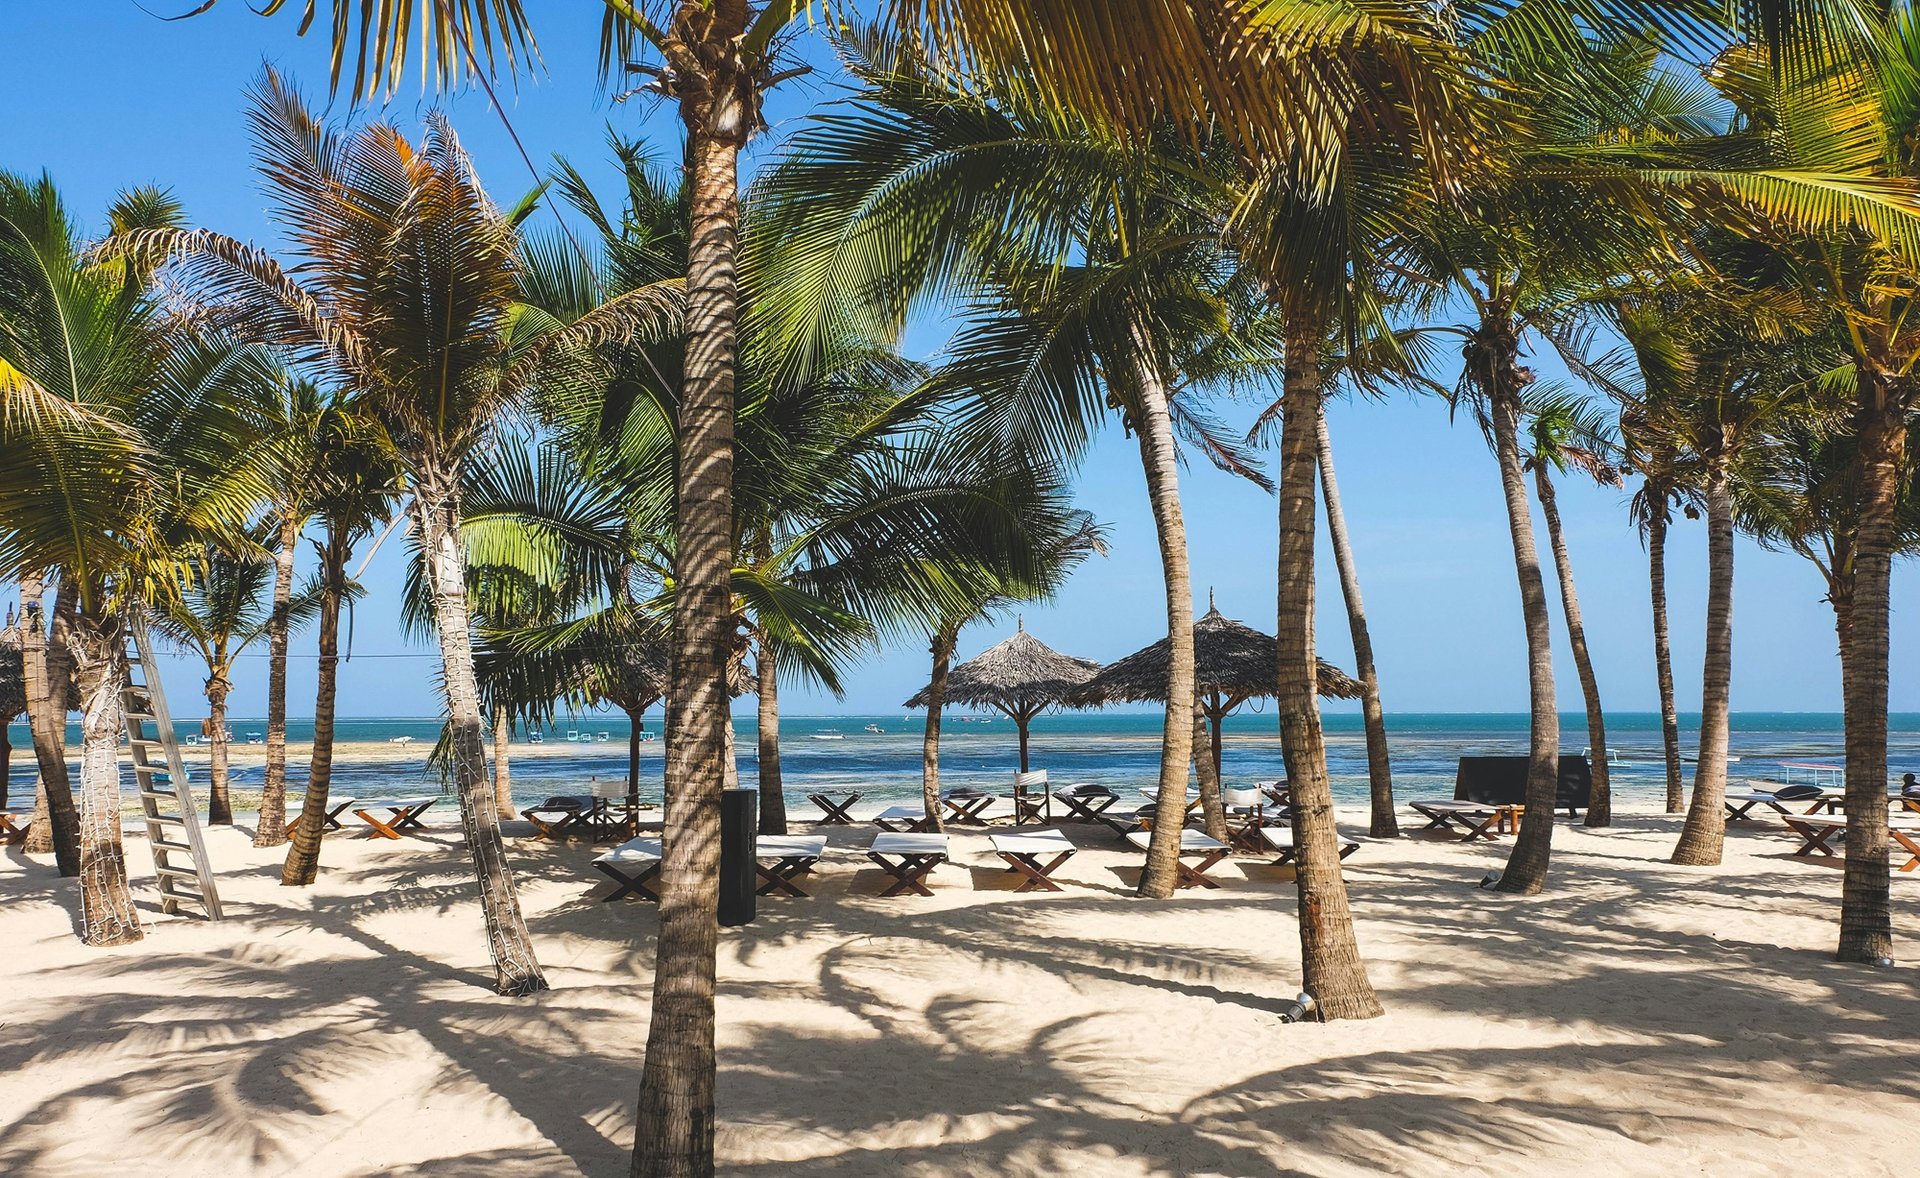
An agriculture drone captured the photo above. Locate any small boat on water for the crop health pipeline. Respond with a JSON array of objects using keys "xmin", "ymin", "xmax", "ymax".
[
  {"xmin": 864, "ymin": 724, "xmax": 884, "ymax": 734},
  {"xmin": 637, "ymin": 731, "xmax": 657, "ymax": 744},
  {"xmin": 387, "ymin": 735, "xmax": 415, "ymax": 746},
  {"xmin": 596, "ymin": 731, "xmax": 610, "ymax": 742},
  {"xmin": 246, "ymin": 732, "xmax": 264, "ymax": 745},
  {"xmin": 811, "ymin": 730, "xmax": 845, "ymax": 741},
  {"xmin": 1583, "ymin": 746, "xmax": 1632, "ymax": 767},
  {"xmin": 527, "ymin": 731, "xmax": 545, "ymax": 744}
]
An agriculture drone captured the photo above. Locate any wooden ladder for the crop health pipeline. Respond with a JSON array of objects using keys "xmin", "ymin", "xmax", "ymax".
[{"xmin": 124, "ymin": 608, "xmax": 224, "ymax": 921}]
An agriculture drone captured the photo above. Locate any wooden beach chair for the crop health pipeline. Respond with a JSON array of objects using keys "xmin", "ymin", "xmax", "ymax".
[
  {"xmin": 0, "ymin": 811, "xmax": 34, "ymax": 845},
  {"xmin": 1259, "ymin": 826, "xmax": 1360, "ymax": 866},
  {"xmin": 350, "ymin": 796, "xmax": 440, "ymax": 839},
  {"xmin": 865, "ymin": 832, "xmax": 948, "ymax": 896},
  {"xmin": 989, "ymin": 828, "xmax": 1077, "ymax": 892},
  {"xmin": 594, "ymin": 836, "xmax": 663, "ymax": 901},
  {"xmin": 1125, "ymin": 829, "xmax": 1230, "ymax": 889},
  {"xmin": 1008, "ymin": 769, "xmax": 1051, "ymax": 824},
  {"xmin": 523, "ymin": 796, "xmax": 587, "ymax": 841}
]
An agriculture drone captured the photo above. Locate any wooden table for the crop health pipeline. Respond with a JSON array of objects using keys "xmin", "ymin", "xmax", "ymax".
[
  {"xmin": 1410, "ymin": 800, "xmax": 1522, "ymax": 841},
  {"xmin": 866, "ymin": 832, "xmax": 948, "ymax": 896},
  {"xmin": 351, "ymin": 796, "xmax": 440, "ymax": 839},
  {"xmin": 755, "ymin": 835, "xmax": 828, "ymax": 897},
  {"xmin": 595, "ymin": 836, "xmax": 663, "ymax": 901},
  {"xmin": 989, "ymin": 829, "xmax": 1077, "ymax": 892},
  {"xmin": 806, "ymin": 790, "xmax": 862, "ymax": 825},
  {"xmin": 0, "ymin": 812, "xmax": 32, "ymax": 845},
  {"xmin": 1125, "ymin": 829, "xmax": 1230, "ymax": 889}
]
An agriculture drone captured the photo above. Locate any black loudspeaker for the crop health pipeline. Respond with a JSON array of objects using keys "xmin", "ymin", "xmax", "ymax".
[{"xmin": 719, "ymin": 787, "xmax": 759, "ymax": 927}]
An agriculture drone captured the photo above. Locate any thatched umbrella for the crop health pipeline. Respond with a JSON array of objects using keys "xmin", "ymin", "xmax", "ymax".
[
  {"xmin": 1067, "ymin": 597, "xmax": 1362, "ymax": 780},
  {"xmin": 905, "ymin": 621, "xmax": 1100, "ymax": 771},
  {"xmin": 0, "ymin": 608, "xmax": 24, "ymax": 809}
]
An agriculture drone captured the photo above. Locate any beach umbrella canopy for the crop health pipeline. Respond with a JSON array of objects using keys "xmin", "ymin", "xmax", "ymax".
[
  {"xmin": 1066, "ymin": 598, "xmax": 1361, "ymax": 777},
  {"xmin": 905, "ymin": 621, "xmax": 1100, "ymax": 772}
]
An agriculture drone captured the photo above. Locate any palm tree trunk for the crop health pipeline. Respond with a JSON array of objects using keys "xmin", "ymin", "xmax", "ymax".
[
  {"xmin": 635, "ymin": 80, "xmax": 747, "ymax": 1178},
  {"xmin": 1315, "ymin": 405, "xmax": 1396, "ymax": 837},
  {"xmin": 0, "ymin": 712, "xmax": 11, "ymax": 811},
  {"xmin": 1533, "ymin": 466, "xmax": 1611, "ymax": 827},
  {"xmin": 1483, "ymin": 325, "xmax": 1560, "ymax": 896},
  {"xmin": 626, "ymin": 705, "xmax": 646, "ymax": 813},
  {"xmin": 206, "ymin": 674, "xmax": 233, "ymax": 824},
  {"xmin": 69, "ymin": 608, "xmax": 142, "ymax": 946},
  {"xmin": 1129, "ymin": 335, "xmax": 1199, "ymax": 900},
  {"xmin": 1016, "ymin": 713, "xmax": 1032, "ymax": 773},
  {"xmin": 283, "ymin": 532, "xmax": 345, "ymax": 886},
  {"xmin": 1193, "ymin": 709, "xmax": 1227, "ymax": 841},
  {"xmin": 22, "ymin": 576, "xmax": 79, "ymax": 871},
  {"xmin": 1837, "ymin": 381, "xmax": 1900, "ymax": 963},
  {"xmin": 1277, "ymin": 323, "xmax": 1382, "ymax": 1019},
  {"xmin": 414, "ymin": 473, "xmax": 548, "ymax": 996},
  {"xmin": 492, "ymin": 700, "xmax": 515, "ymax": 819},
  {"xmin": 1646, "ymin": 469, "xmax": 1684, "ymax": 814},
  {"xmin": 922, "ymin": 627, "xmax": 955, "ymax": 833},
  {"xmin": 1671, "ymin": 454, "xmax": 1734, "ymax": 866},
  {"xmin": 254, "ymin": 512, "xmax": 299, "ymax": 846},
  {"xmin": 755, "ymin": 639, "xmax": 786, "ymax": 835}
]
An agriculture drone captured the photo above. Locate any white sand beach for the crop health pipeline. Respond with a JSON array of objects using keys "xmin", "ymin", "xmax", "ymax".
[{"xmin": 1, "ymin": 805, "xmax": 1915, "ymax": 1177}]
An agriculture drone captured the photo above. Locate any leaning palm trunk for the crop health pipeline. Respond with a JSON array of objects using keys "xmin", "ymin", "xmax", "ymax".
[
  {"xmin": 635, "ymin": 97, "xmax": 745, "ymax": 1178},
  {"xmin": 492, "ymin": 701, "xmax": 515, "ymax": 818},
  {"xmin": 921, "ymin": 627, "xmax": 955, "ymax": 834},
  {"xmin": 1278, "ymin": 325, "xmax": 1382, "ymax": 1018},
  {"xmin": 205, "ymin": 674, "xmax": 234, "ymax": 824},
  {"xmin": 1316, "ymin": 406, "xmax": 1396, "ymax": 837},
  {"xmin": 756, "ymin": 640, "xmax": 787, "ymax": 835},
  {"xmin": 1483, "ymin": 328, "xmax": 1560, "ymax": 896},
  {"xmin": 22, "ymin": 576, "xmax": 80, "ymax": 870},
  {"xmin": 1647, "ymin": 478, "xmax": 1684, "ymax": 814},
  {"xmin": 1533, "ymin": 467, "xmax": 1611, "ymax": 827},
  {"xmin": 1671, "ymin": 454, "xmax": 1734, "ymax": 866},
  {"xmin": 413, "ymin": 474, "xmax": 548, "ymax": 996},
  {"xmin": 1192, "ymin": 711, "xmax": 1227, "ymax": 841},
  {"xmin": 255, "ymin": 513, "xmax": 298, "ymax": 846},
  {"xmin": 1130, "ymin": 337, "xmax": 1199, "ymax": 900},
  {"xmin": 283, "ymin": 530, "xmax": 347, "ymax": 886},
  {"xmin": 1837, "ymin": 383, "xmax": 1900, "ymax": 963},
  {"xmin": 69, "ymin": 609, "xmax": 142, "ymax": 946}
]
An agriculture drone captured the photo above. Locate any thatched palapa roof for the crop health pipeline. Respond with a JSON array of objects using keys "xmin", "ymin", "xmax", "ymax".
[
  {"xmin": 0, "ymin": 607, "xmax": 24, "ymax": 721},
  {"xmin": 1067, "ymin": 602, "xmax": 1361, "ymax": 710},
  {"xmin": 904, "ymin": 621, "xmax": 1100, "ymax": 718}
]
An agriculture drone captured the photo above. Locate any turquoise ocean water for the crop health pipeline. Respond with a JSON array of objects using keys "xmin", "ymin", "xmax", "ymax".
[{"xmin": 6, "ymin": 711, "xmax": 1917, "ymax": 810}]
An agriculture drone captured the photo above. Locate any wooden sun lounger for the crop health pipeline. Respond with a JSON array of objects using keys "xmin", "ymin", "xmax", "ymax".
[
  {"xmin": 0, "ymin": 812, "xmax": 33, "ymax": 845},
  {"xmin": 1053, "ymin": 784, "xmax": 1130, "ymax": 834},
  {"xmin": 595, "ymin": 836, "xmax": 663, "ymax": 901},
  {"xmin": 805, "ymin": 790, "xmax": 862, "ymax": 824},
  {"xmin": 288, "ymin": 795, "xmax": 360, "ymax": 835},
  {"xmin": 989, "ymin": 828, "xmax": 1077, "ymax": 892},
  {"xmin": 755, "ymin": 835, "xmax": 828, "ymax": 898},
  {"xmin": 872, "ymin": 805, "xmax": 940, "ymax": 833},
  {"xmin": 1125, "ymin": 829, "xmax": 1230, "ymax": 889},
  {"xmin": 866, "ymin": 832, "xmax": 948, "ymax": 896},
  {"xmin": 1259, "ymin": 826, "xmax": 1359, "ymax": 865},
  {"xmin": 1725, "ymin": 787, "xmax": 1841, "ymax": 820},
  {"xmin": 1138, "ymin": 787, "xmax": 1203, "ymax": 817},
  {"xmin": 524, "ymin": 798, "xmax": 586, "ymax": 841},
  {"xmin": 1780, "ymin": 815, "xmax": 1920, "ymax": 871},
  {"xmin": 351, "ymin": 796, "xmax": 440, "ymax": 839},
  {"xmin": 939, "ymin": 789, "xmax": 1004, "ymax": 825},
  {"xmin": 1409, "ymin": 798, "xmax": 1520, "ymax": 841}
]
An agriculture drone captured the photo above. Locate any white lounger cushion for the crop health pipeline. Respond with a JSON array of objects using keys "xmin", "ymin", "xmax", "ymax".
[
  {"xmin": 871, "ymin": 832, "xmax": 947, "ymax": 856},
  {"xmin": 1409, "ymin": 799, "xmax": 1495, "ymax": 813},
  {"xmin": 1126, "ymin": 829, "xmax": 1227, "ymax": 853},
  {"xmin": 757, "ymin": 835, "xmax": 827, "ymax": 859},
  {"xmin": 990, "ymin": 829, "xmax": 1074, "ymax": 855},
  {"xmin": 361, "ymin": 796, "xmax": 438, "ymax": 810},
  {"xmin": 596, "ymin": 837, "xmax": 663, "ymax": 867},
  {"xmin": 873, "ymin": 805, "xmax": 927, "ymax": 823},
  {"xmin": 1260, "ymin": 827, "xmax": 1359, "ymax": 853}
]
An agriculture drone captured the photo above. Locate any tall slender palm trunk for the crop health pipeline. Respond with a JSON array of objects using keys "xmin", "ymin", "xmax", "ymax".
[
  {"xmin": 1533, "ymin": 467, "xmax": 1611, "ymax": 827},
  {"xmin": 1837, "ymin": 380, "xmax": 1901, "ymax": 964},
  {"xmin": 1130, "ymin": 338, "xmax": 1199, "ymax": 900},
  {"xmin": 1671, "ymin": 454, "xmax": 1734, "ymax": 866},
  {"xmin": 255, "ymin": 513, "xmax": 298, "ymax": 845},
  {"xmin": 492, "ymin": 701, "xmax": 515, "ymax": 819},
  {"xmin": 205, "ymin": 673, "xmax": 234, "ymax": 824},
  {"xmin": 1315, "ymin": 406, "xmax": 1396, "ymax": 836},
  {"xmin": 1192, "ymin": 711, "xmax": 1227, "ymax": 841},
  {"xmin": 756, "ymin": 640, "xmax": 786, "ymax": 835},
  {"xmin": 1646, "ymin": 476, "xmax": 1684, "ymax": 814},
  {"xmin": 69, "ymin": 608, "xmax": 142, "ymax": 946},
  {"xmin": 1481, "ymin": 318, "xmax": 1560, "ymax": 896},
  {"xmin": 635, "ymin": 52, "xmax": 749, "ymax": 1170},
  {"xmin": 284, "ymin": 531, "xmax": 346, "ymax": 886},
  {"xmin": 624, "ymin": 705, "xmax": 649, "ymax": 812},
  {"xmin": 1278, "ymin": 324, "xmax": 1381, "ymax": 1018},
  {"xmin": 922, "ymin": 627, "xmax": 956, "ymax": 833},
  {"xmin": 414, "ymin": 475, "xmax": 547, "ymax": 996},
  {"xmin": 22, "ymin": 576, "xmax": 79, "ymax": 871}
]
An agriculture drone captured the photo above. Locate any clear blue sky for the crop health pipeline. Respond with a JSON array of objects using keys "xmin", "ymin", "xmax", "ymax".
[{"xmin": 4, "ymin": 4, "xmax": 1910, "ymax": 720}]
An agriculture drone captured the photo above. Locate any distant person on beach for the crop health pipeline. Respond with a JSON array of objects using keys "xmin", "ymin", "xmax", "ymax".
[{"xmin": 1904, "ymin": 773, "xmax": 1920, "ymax": 798}]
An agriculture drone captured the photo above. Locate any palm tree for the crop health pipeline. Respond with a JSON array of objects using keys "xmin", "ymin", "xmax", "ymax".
[
  {"xmin": 0, "ymin": 171, "xmax": 274, "ymax": 945},
  {"xmin": 1524, "ymin": 389, "xmax": 1622, "ymax": 827},
  {"xmin": 123, "ymin": 72, "xmax": 673, "ymax": 991},
  {"xmin": 150, "ymin": 544, "xmax": 302, "ymax": 826},
  {"xmin": 0, "ymin": 602, "xmax": 24, "ymax": 808},
  {"xmin": 14, "ymin": 575, "xmax": 79, "ymax": 867}
]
